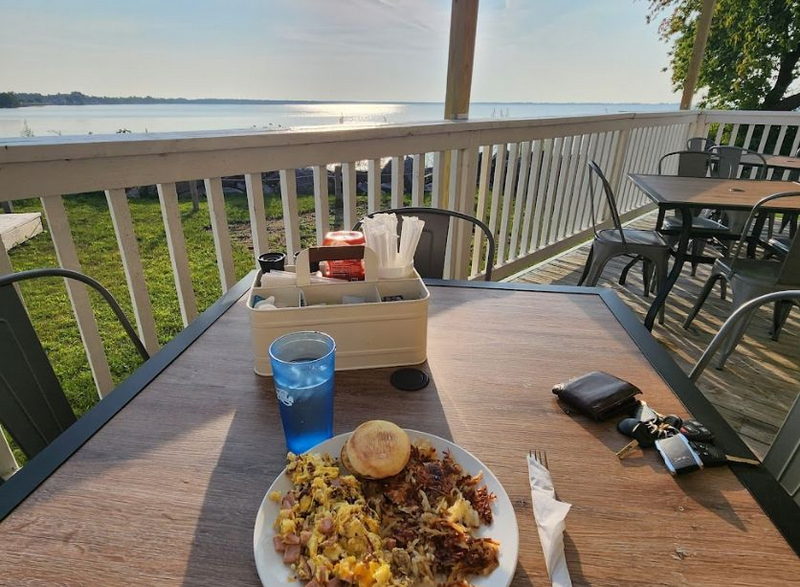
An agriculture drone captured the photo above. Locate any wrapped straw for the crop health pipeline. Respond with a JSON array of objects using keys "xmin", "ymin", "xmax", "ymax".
[{"xmin": 361, "ymin": 213, "xmax": 424, "ymax": 278}]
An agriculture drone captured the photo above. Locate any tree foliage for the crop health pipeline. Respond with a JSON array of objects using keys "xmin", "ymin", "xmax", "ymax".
[{"xmin": 648, "ymin": 0, "xmax": 800, "ymax": 110}]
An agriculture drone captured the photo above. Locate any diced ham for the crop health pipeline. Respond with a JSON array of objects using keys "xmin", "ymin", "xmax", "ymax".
[
  {"xmin": 283, "ymin": 543, "xmax": 301, "ymax": 564},
  {"xmin": 318, "ymin": 517, "xmax": 334, "ymax": 535},
  {"xmin": 300, "ymin": 530, "xmax": 312, "ymax": 545},
  {"xmin": 284, "ymin": 533, "xmax": 301, "ymax": 544},
  {"xmin": 326, "ymin": 579, "xmax": 343, "ymax": 587},
  {"xmin": 305, "ymin": 581, "xmax": 322, "ymax": 587},
  {"xmin": 281, "ymin": 494, "xmax": 297, "ymax": 509},
  {"xmin": 273, "ymin": 536, "xmax": 285, "ymax": 553}
]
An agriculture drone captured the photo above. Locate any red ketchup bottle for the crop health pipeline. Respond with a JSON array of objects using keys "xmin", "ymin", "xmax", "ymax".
[{"xmin": 320, "ymin": 231, "xmax": 366, "ymax": 281}]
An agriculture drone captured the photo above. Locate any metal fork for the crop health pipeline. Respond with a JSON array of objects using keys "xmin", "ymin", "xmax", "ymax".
[{"xmin": 530, "ymin": 449, "xmax": 559, "ymax": 500}]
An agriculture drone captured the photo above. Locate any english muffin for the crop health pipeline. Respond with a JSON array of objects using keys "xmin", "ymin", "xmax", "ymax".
[{"xmin": 340, "ymin": 420, "xmax": 411, "ymax": 479}]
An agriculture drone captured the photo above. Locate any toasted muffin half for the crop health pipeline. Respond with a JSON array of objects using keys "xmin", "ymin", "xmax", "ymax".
[{"xmin": 340, "ymin": 420, "xmax": 411, "ymax": 479}]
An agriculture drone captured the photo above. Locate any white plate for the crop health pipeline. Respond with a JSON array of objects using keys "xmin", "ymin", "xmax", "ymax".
[{"xmin": 253, "ymin": 430, "xmax": 519, "ymax": 586}]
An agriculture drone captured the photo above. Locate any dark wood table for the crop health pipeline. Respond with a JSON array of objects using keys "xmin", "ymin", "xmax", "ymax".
[
  {"xmin": 1, "ymin": 277, "xmax": 798, "ymax": 585},
  {"xmin": 764, "ymin": 155, "xmax": 800, "ymax": 171},
  {"xmin": 627, "ymin": 174, "xmax": 800, "ymax": 329}
]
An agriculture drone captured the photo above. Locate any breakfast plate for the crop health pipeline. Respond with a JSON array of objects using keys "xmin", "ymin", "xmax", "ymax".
[{"xmin": 253, "ymin": 429, "xmax": 519, "ymax": 586}]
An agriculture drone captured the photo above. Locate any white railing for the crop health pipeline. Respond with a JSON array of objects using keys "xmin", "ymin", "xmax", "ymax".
[{"xmin": 1, "ymin": 108, "xmax": 799, "ymax": 408}]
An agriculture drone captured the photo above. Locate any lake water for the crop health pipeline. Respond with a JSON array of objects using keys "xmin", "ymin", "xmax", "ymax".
[{"xmin": 0, "ymin": 102, "xmax": 678, "ymax": 139}]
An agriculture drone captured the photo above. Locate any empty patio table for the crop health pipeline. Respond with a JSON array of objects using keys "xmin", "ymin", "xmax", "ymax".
[
  {"xmin": 627, "ymin": 174, "xmax": 800, "ymax": 330},
  {"xmin": 1, "ymin": 277, "xmax": 798, "ymax": 585},
  {"xmin": 764, "ymin": 155, "xmax": 800, "ymax": 172}
]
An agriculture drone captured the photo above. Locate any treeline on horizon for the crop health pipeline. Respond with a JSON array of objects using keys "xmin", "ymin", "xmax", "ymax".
[{"xmin": 0, "ymin": 91, "xmax": 385, "ymax": 108}]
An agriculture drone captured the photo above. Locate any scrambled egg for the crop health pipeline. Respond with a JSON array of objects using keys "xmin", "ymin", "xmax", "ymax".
[{"xmin": 270, "ymin": 452, "xmax": 398, "ymax": 587}]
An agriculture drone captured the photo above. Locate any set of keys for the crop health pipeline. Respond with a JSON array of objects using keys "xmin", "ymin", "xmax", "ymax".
[{"xmin": 615, "ymin": 402, "xmax": 759, "ymax": 467}]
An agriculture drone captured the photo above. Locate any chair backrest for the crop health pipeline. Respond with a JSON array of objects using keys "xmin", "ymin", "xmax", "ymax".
[
  {"xmin": 658, "ymin": 150, "xmax": 712, "ymax": 177},
  {"xmin": 689, "ymin": 289, "xmax": 800, "ymax": 506},
  {"xmin": 728, "ymin": 192, "xmax": 800, "ymax": 285},
  {"xmin": 686, "ymin": 136, "xmax": 716, "ymax": 152},
  {"xmin": 764, "ymin": 392, "xmax": 800, "ymax": 507},
  {"xmin": 708, "ymin": 145, "xmax": 767, "ymax": 180},
  {"xmin": 586, "ymin": 160, "xmax": 624, "ymax": 243},
  {"xmin": 0, "ymin": 268, "xmax": 149, "ymax": 461},
  {"xmin": 354, "ymin": 207, "xmax": 496, "ymax": 281}
]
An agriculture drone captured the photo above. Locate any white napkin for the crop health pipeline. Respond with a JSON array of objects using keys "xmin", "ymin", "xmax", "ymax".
[{"xmin": 527, "ymin": 454, "xmax": 572, "ymax": 587}]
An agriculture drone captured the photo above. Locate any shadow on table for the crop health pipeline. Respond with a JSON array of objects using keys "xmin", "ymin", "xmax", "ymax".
[{"xmin": 181, "ymin": 363, "xmax": 453, "ymax": 585}]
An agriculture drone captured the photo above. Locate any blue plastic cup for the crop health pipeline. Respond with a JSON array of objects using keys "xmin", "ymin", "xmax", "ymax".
[{"xmin": 268, "ymin": 331, "xmax": 336, "ymax": 454}]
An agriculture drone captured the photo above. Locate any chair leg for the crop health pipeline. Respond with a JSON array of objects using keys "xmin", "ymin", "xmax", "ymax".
[
  {"xmin": 684, "ymin": 273, "xmax": 724, "ymax": 329},
  {"xmin": 582, "ymin": 253, "xmax": 612, "ymax": 287},
  {"xmin": 771, "ymin": 301, "xmax": 793, "ymax": 342},
  {"xmin": 642, "ymin": 259, "xmax": 654, "ymax": 297},
  {"xmin": 618, "ymin": 255, "xmax": 640, "ymax": 287},
  {"xmin": 653, "ymin": 255, "xmax": 669, "ymax": 325},
  {"xmin": 715, "ymin": 289, "xmax": 759, "ymax": 370},
  {"xmin": 690, "ymin": 239, "xmax": 706, "ymax": 276},
  {"xmin": 577, "ymin": 244, "xmax": 595, "ymax": 286}
]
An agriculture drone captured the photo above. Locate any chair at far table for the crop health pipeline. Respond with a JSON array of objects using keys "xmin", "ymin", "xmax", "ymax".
[
  {"xmin": 689, "ymin": 290, "xmax": 800, "ymax": 508},
  {"xmin": 354, "ymin": 207, "xmax": 496, "ymax": 281},
  {"xmin": 684, "ymin": 192, "xmax": 800, "ymax": 366},
  {"xmin": 577, "ymin": 160, "xmax": 671, "ymax": 323},
  {"xmin": 686, "ymin": 136, "xmax": 716, "ymax": 152},
  {"xmin": 0, "ymin": 268, "xmax": 149, "ymax": 470}
]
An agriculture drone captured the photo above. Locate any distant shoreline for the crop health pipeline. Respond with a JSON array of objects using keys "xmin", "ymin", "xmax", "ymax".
[{"xmin": 1, "ymin": 91, "xmax": 676, "ymax": 109}]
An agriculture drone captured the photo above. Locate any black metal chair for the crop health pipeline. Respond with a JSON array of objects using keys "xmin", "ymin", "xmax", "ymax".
[
  {"xmin": 0, "ymin": 268, "xmax": 149, "ymax": 462},
  {"xmin": 354, "ymin": 207, "xmax": 496, "ymax": 281},
  {"xmin": 686, "ymin": 136, "xmax": 716, "ymax": 152},
  {"xmin": 577, "ymin": 161, "xmax": 671, "ymax": 323}
]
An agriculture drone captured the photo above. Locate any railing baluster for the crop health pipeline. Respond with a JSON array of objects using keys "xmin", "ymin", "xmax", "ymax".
[
  {"xmin": 431, "ymin": 151, "xmax": 446, "ymax": 208},
  {"xmin": 577, "ymin": 132, "xmax": 601, "ymax": 231},
  {"xmin": 486, "ymin": 144, "xmax": 506, "ymax": 268},
  {"xmin": 756, "ymin": 124, "xmax": 771, "ymax": 154},
  {"xmin": 204, "ymin": 177, "xmax": 236, "ymax": 292},
  {"xmin": 391, "ymin": 156, "xmax": 404, "ymax": 208},
  {"xmin": 471, "ymin": 145, "xmax": 492, "ymax": 275},
  {"xmin": 557, "ymin": 135, "xmax": 582, "ymax": 241},
  {"xmin": 105, "ymin": 188, "xmax": 159, "ymax": 354},
  {"xmin": 728, "ymin": 124, "xmax": 740, "ymax": 146},
  {"xmin": 367, "ymin": 159, "xmax": 381, "ymax": 212},
  {"xmin": 520, "ymin": 140, "xmax": 542, "ymax": 255},
  {"xmin": 312, "ymin": 166, "xmax": 330, "ymax": 241},
  {"xmin": 509, "ymin": 141, "xmax": 531, "ymax": 259},
  {"xmin": 566, "ymin": 134, "xmax": 590, "ymax": 236},
  {"xmin": 713, "ymin": 122, "xmax": 726, "ymax": 145},
  {"xmin": 342, "ymin": 162, "xmax": 358, "ymax": 230},
  {"xmin": 279, "ymin": 170, "xmax": 301, "ymax": 255},
  {"xmin": 157, "ymin": 182, "xmax": 198, "ymax": 327},
  {"xmin": 411, "ymin": 153, "xmax": 425, "ymax": 207},
  {"xmin": 497, "ymin": 142, "xmax": 519, "ymax": 262},
  {"xmin": 452, "ymin": 147, "xmax": 478, "ymax": 279},
  {"xmin": 41, "ymin": 195, "xmax": 114, "ymax": 396},
  {"xmin": 531, "ymin": 138, "xmax": 554, "ymax": 249},
  {"xmin": 540, "ymin": 137, "xmax": 564, "ymax": 247},
  {"xmin": 245, "ymin": 173, "xmax": 269, "ymax": 261},
  {"xmin": 0, "ymin": 427, "xmax": 18, "ymax": 479},
  {"xmin": 548, "ymin": 136, "xmax": 571, "ymax": 245}
]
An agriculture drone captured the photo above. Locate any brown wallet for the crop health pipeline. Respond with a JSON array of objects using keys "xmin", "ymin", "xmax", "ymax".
[{"xmin": 552, "ymin": 371, "xmax": 642, "ymax": 421}]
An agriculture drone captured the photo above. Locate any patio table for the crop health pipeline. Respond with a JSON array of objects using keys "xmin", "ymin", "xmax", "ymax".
[
  {"xmin": 0, "ymin": 276, "xmax": 798, "ymax": 585},
  {"xmin": 764, "ymin": 155, "xmax": 800, "ymax": 172},
  {"xmin": 627, "ymin": 174, "xmax": 800, "ymax": 330}
]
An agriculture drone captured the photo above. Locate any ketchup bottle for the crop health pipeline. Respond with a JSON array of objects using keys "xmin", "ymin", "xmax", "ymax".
[{"xmin": 320, "ymin": 231, "xmax": 366, "ymax": 281}]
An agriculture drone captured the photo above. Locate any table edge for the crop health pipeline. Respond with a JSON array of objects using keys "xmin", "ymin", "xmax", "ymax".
[
  {"xmin": 3, "ymin": 277, "xmax": 798, "ymax": 556},
  {"xmin": 626, "ymin": 173, "xmax": 800, "ymax": 211},
  {"xmin": 0, "ymin": 271, "xmax": 256, "ymax": 521}
]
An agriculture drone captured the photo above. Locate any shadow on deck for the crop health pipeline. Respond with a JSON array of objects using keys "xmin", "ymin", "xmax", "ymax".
[{"xmin": 513, "ymin": 211, "xmax": 799, "ymax": 458}]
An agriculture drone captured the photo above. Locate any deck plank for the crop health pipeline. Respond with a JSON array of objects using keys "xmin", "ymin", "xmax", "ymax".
[{"xmin": 513, "ymin": 211, "xmax": 800, "ymax": 458}]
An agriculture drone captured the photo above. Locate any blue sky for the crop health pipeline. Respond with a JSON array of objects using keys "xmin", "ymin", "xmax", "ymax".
[{"xmin": 0, "ymin": 0, "xmax": 678, "ymax": 103}]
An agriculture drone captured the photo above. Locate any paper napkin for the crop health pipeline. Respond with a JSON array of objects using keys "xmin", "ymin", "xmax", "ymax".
[{"xmin": 527, "ymin": 454, "xmax": 572, "ymax": 587}]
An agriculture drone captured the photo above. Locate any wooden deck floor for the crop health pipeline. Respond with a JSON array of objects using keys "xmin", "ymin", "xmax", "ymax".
[{"xmin": 513, "ymin": 212, "xmax": 799, "ymax": 458}]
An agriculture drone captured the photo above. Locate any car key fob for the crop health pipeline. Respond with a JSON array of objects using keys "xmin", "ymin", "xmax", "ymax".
[
  {"xmin": 680, "ymin": 420, "xmax": 714, "ymax": 443},
  {"xmin": 689, "ymin": 441, "xmax": 760, "ymax": 467}
]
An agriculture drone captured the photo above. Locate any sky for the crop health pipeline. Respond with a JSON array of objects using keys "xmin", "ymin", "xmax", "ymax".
[{"xmin": 0, "ymin": 0, "xmax": 679, "ymax": 103}]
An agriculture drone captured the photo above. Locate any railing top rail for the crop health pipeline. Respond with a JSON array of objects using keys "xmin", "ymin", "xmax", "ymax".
[
  {"xmin": 701, "ymin": 109, "xmax": 800, "ymax": 122},
  {"xmin": 0, "ymin": 110, "xmax": 701, "ymax": 164}
]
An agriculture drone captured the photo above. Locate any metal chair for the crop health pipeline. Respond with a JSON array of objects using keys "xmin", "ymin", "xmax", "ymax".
[
  {"xmin": 354, "ymin": 207, "xmax": 496, "ymax": 281},
  {"xmin": 689, "ymin": 290, "xmax": 800, "ymax": 506},
  {"xmin": 577, "ymin": 161, "xmax": 671, "ymax": 323},
  {"xmin": 686, "ymin": 136, "xmax": 716, "ymax": 152},
  {"xmin": 0, "ymin": 268, "xmax": 149, "ymax": 461},
  {"xmin": 684, "ymin": 192, "xmax": 800, "ymax": 365}
]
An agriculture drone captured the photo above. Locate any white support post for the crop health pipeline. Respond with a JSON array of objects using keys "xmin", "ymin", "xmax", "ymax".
[{"xmin": 680, "ymin": 0, "xmax": 717, "ymax": 110}]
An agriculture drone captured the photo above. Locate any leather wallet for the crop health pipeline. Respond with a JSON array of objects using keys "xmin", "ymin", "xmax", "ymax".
[{"xmin": 552, "ymin": 371, "xmax": 642, "ymax": 421}]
